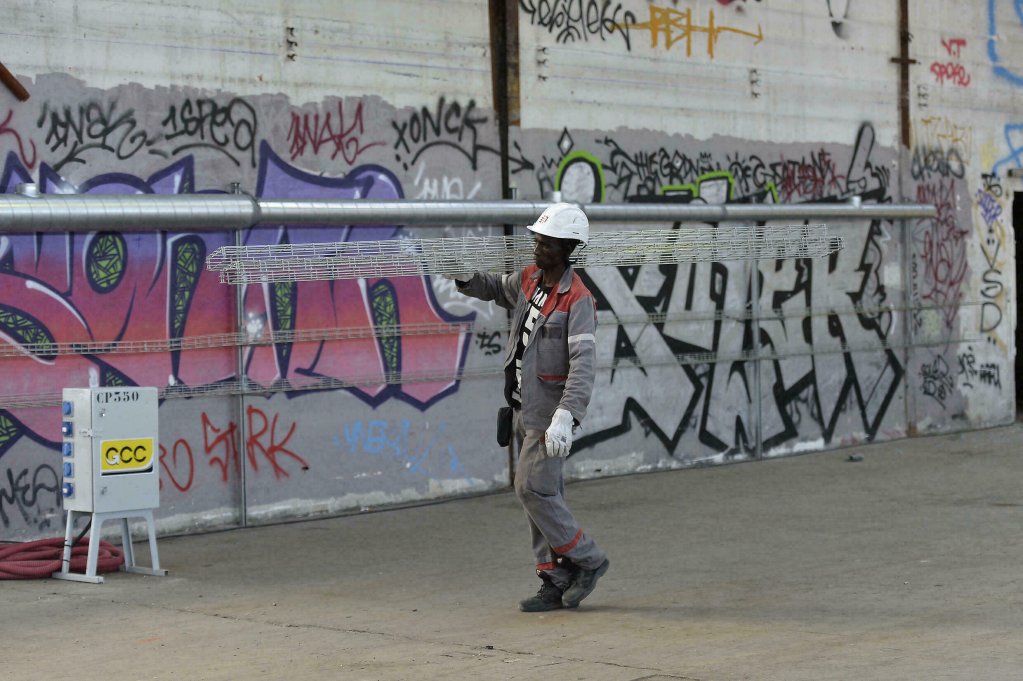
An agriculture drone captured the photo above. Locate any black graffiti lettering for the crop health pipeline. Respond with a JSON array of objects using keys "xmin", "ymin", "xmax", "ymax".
[
  {"xmin": 980, "ymin": 302, "xmax": 1003, "ymax": 334},
  {"xmin": 603, "ymin": 137, "xmax": 857, "ymax": 203},
  {"xmin": 981, "ymin": 173, "xmax": 1003, "ymax": 197},
  {"xmin": 35, "ymin": 96, "xmax": 258, "ymax": 170},
  {"xmin": 920, "ymin": 354, "xmax": 953, "ymax": 407},
  {"xmin": 161, "ymin": 97, "xmax": 257, "ymax": 167},
  {"xmin": 958, "ymin": 347, "xmax": 977, "ymax": 388},
  {"xmin": 0, "ymin": 464, "xmax": 60, "ymax": 529},
  {"xmin": 827, "ymin": 0, "xmax": 851, "ymax": 38},
  {"xmin": 392, "ymin": 97, "xmax": 497, "ymax": 170},
  {"xmin": 981, "ymin": 265, "xmax": 1004, "ymax": 300},
  {"xmin": 910, "ymin": 145, "xmax": 965, "ymax": 181},
  {"xmin": 570, "ymin": 124, "xmax": 901, "ymax": 458},
  {"xmin": 392, "ymin": 119, "xmax": 411, "ymax": 153},
  {"xmin": 475, "ymin": 331, "xmax": 502, "ymax": 357},
  {"xmin": 443, "ymin": 101, "xmax": 463, "ymax": 139},
  {"xmin": 957, "ymin": 347, "xmax": 1003, "ymax": 391},
  {"xmin": 978, "ymin": 363, "xmax": 1001, "ymax": 389},
  {"xmin": 37, "ymin": 100, "xmax": 151, "ymax": 171},
  {"xmin": 519, "ymin": 0, "xmax": 634, "ymax": 50}
]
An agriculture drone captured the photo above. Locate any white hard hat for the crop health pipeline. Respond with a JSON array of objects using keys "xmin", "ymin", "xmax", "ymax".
[{"xmin": 527, "ymin": 202, "xmax": 589, "ymax": 245}]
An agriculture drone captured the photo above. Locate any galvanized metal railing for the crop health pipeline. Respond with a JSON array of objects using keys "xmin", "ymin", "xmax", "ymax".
[{"xmin": 0, "ymin": 188, "xmax": 935, "ymax": 233}]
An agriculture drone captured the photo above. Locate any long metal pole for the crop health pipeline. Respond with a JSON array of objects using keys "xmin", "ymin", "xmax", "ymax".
[{"xmin": 0, "ymin": 191, "xmax": 937, "ymax": 233}]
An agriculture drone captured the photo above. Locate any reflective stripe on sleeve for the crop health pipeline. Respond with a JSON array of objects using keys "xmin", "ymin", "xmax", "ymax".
[{"xmin": 567, "ymin": 333, "xmax": 595, "ymax": 344}]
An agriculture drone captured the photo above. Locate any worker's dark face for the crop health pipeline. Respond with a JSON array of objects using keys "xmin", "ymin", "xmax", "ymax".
[{"xmin": 533, "ymin": 234, "xmax": 567, "ymax": 270}]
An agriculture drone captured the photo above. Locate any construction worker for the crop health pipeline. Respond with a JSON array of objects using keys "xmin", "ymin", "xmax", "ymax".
[{"xmin": 446, "ymin": 203, "xmax": 609, "ymax": 611}]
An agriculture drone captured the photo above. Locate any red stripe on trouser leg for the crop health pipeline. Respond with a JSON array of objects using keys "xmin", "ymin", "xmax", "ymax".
[
  {"xmin": 554, "ymin": 529, "xmax": 583, "ymax": 555},
  {"xmin": 536, "ymin": 562, "xmax": 556, "ymax": 572}
]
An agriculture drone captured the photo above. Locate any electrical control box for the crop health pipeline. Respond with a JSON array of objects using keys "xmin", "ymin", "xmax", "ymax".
[{"xmin": 60, "ymin": 387, "xmax": 160, "ymax": 513}]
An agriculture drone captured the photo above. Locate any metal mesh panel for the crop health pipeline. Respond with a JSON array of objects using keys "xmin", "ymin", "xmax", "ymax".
[
  {"xmin": 207, "ymin": 224, "xmax": 842, "ymax": 284},
  {"xmin": 0, "ymin": 332, "xmax": 984, "ymax": 410}
]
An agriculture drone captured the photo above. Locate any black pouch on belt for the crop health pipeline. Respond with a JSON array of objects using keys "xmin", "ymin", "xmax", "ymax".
[{"xmin": 496, "ymin": 406, "xmax": 513, "ymax": 447}]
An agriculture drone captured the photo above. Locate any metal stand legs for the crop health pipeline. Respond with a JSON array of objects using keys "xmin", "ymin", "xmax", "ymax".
[{"xmin": 51, "ymin": 509, "xmax": 169, "ymax": 584}]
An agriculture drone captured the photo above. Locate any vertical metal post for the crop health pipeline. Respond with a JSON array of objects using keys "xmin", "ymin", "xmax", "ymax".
[
  {"xmin": 751, "ymin": 259, "xmax": 763, "ymax": 458},
  {"xmin": 901, "ymin": 216, "xmax": 917, "ymax": 434},
  {"xmin": 506, "ymin": 187, "xmax": 517, "ymax": 484},
  {"xmin": 230, "ymin": 186, "xmax": 249, "ymax": 527}
]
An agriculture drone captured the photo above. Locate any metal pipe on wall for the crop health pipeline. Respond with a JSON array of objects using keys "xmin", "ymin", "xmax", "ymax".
[
  {"xmin": 0, "ymin": 191, "xmax": 261, "ymax": 233},
  {"xmin": 0, "ymin": 191, "xmax": 937, "ymax": 233},
  {"xmin": 0, "ymin": 61, "xmax": 30, "ymax": 101}
]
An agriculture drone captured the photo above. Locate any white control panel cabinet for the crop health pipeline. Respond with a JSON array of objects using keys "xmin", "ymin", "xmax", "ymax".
[{"xmin": 60, "ymin": 387, "xmax": 160, "ymax": 513}]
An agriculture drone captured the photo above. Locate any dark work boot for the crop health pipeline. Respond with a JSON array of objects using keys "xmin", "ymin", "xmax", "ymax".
[
  {"xmin": 519, "ymin": 576, "xmax": 564, "ymax": 612},
  {"xmin": 562, "ymin": 558, "xmax": 609, "ymax": 608}
]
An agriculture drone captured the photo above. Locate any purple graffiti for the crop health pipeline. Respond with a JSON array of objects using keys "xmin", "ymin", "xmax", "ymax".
[{"xmin": 0, "ymin": 144, "xmax": 474, "ymax": 454}]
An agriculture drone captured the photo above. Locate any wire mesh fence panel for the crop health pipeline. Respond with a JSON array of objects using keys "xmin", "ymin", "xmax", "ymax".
[{"xmin": 206, "ymin": 224, "xmax": 842, "ymax": 284}]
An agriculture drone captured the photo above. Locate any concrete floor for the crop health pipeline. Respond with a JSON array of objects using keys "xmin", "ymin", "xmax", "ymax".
[{"xmin": 5, "ymin": 423, "xmax": 1023, "ymax": 681}]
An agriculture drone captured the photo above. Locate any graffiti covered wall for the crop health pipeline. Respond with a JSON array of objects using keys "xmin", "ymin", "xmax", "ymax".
[
  {"xmin": 513, "ymin": 0, "xmax": 1018, "ymax": 474},
  {"xmin": 0, "ymin": 74, "xmax": 510, "ymax": 539},
  {"xmin": 0, "ymin": 0, "xmax": 1017, "ymax": 540},
  {"xmin": 512, "ymin": 123, "xmax": 914, "ymax": 474}
]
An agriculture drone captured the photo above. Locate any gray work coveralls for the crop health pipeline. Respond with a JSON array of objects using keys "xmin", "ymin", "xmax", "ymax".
[{"xmin": 458, "ymin": 263, "xmax": 607, "ymax": 588}]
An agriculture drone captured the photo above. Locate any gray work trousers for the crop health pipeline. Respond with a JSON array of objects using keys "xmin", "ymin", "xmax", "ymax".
[{"xmin": 513, "ymin": 409, "xmax": 606, "ymax": 589}]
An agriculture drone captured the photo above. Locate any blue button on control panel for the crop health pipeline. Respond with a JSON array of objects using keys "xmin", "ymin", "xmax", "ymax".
[
  {"xmin": 62, "ymin": 442, "xmax": 73, "ymax": 457},
  {"xmin": 62, "ymin": 401, "xmax": 73, "ymax": 416},
  {"xmin": 63, "ymin": 462, "xmax": 73, "ymax": 477},
  {"xmin": 62, "ymin": 482, "xmax": 74, "ymax": 497},
  {"xmin": 61, "ymin": 421, "xmax": 73, "ymax": 437}
]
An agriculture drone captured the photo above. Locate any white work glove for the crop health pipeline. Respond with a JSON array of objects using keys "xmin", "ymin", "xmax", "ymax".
[{"xmin": 544, "ymin": 408, "xmax": 575, "ymax": 458}]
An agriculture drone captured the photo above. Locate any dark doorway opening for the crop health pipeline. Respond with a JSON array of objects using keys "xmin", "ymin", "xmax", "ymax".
[{"xmin": 1014, "ymin": 192, "xmax": 1023, "ymax": 415}]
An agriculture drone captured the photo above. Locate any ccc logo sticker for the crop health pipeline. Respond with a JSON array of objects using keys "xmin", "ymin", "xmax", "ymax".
[{"xmin": 100, "ymin": 438, "xmax": 155, "ymax": 475}]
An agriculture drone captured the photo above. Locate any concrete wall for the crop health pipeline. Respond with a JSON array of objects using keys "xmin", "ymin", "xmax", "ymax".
[{"xmin": 0, "ymin": 0, "xmax": 1016, "ymax": 541}]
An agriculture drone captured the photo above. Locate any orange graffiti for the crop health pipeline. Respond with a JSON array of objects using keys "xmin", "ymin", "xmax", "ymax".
[{"xmin": 630, "ymin": 6, "xmax": 763, "ymax": 58}]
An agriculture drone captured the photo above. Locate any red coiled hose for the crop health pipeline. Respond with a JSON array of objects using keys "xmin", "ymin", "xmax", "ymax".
[{"xmin": 0, "ymin": 538, "xmax": 124, "ymax": 579}]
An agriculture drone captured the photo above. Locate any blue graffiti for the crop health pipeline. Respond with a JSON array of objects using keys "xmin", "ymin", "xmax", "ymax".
[
  {"xmin": 988, "ymin": 0, "xmax": 1023, "ymax": 86},
  {"xmin": 990, "ymin": 123, "xmax": 1023, "ymax": 176},
  {"xmin": 333, "ymin": 419, "xmax": 463, "ymax": 476}
]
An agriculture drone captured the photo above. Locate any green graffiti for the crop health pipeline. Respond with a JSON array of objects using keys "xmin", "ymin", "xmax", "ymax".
[
  {"xmin": 0, "ymin": 304, "xmax": 56, "ymax": 360},
  {"xmin": 169, "ymin": 237, "xmax": 205, "ymax": 339},
  {"xmin": 272, "ymin": 281, "xmax": 296, "ymax": 367},
  {"xmin": 369, "ymin": 282, "xmax": 399, "ymax": 375},
  {"xmin": 661, "ymin": 171, "xmax": 779, "ymax": 205},
  {"xmin": 556, "ymin": 150, "xmax": 606, "ymax": 203},
  {"xmin": 662, "ymin": 170, "xmax": 735, "ymax": 202},
  {"xmin": 101, "ymin": 367, "xmax": 129, "ymax": 386},
  {"xmin": 86, "ymin": 232, "xmax": 127, "ymax": 293},
  {"xmin": 0, "ymin": 411, "xmax": 22, "ymax": 456}
]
